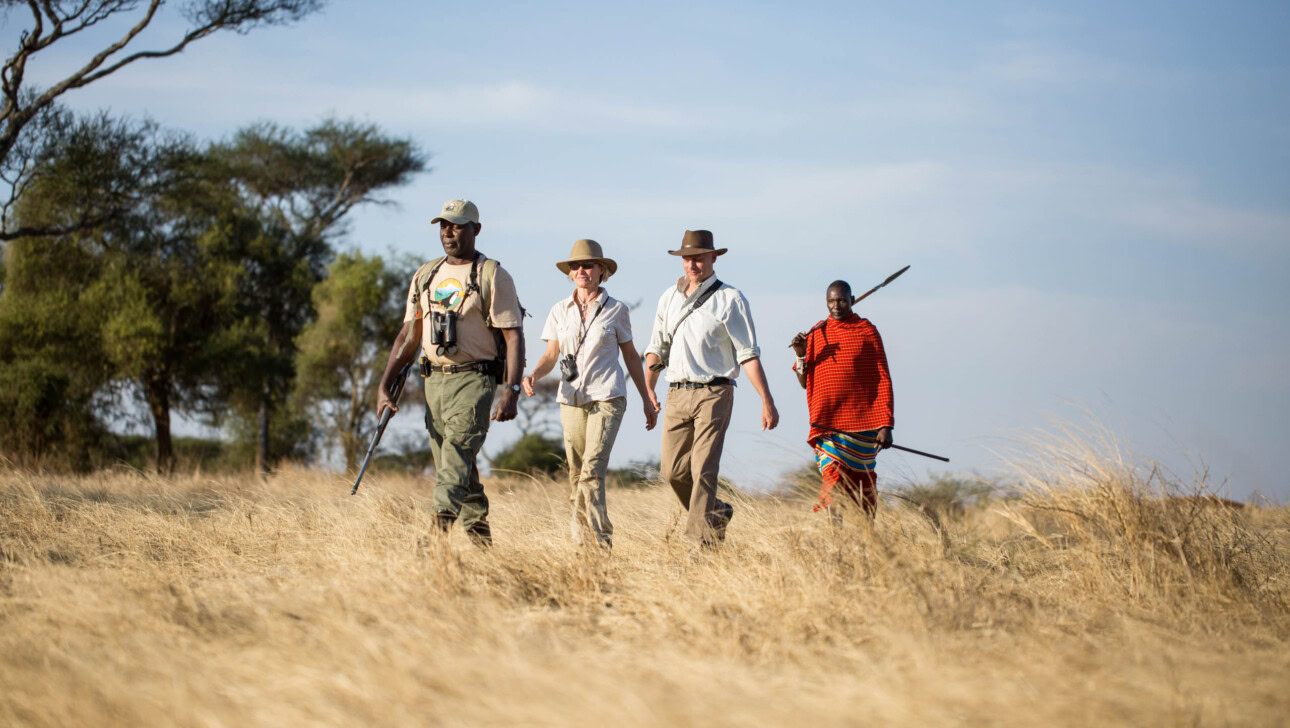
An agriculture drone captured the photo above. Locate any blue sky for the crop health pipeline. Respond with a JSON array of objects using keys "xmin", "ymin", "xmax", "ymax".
[{"xmin": 15, "ymin": 1, "xmax": 1290, "ymax": 499}]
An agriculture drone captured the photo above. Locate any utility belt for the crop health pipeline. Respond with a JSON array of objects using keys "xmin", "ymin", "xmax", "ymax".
[
  {"xmin": 419, "ymin": 356, "xmax": 501, "ymax": 378},
  {"xmin": 669, "ymin": 377, "xmax": 734, "ymax": 390}
]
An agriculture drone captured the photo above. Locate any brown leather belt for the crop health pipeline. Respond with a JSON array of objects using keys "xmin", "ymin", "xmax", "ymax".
[
  {"xmin": 420, "ymin": 357, "xmax": 499, "ymax": 376},
  {"xmin": 669, "ymin": 377, "xmax": 733, "ymax": 389}
]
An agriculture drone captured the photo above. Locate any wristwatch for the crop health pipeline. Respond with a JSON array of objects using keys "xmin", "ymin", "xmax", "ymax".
[{"xmin": 506, "ymin": 383, "xmax": 521, "ymax": 393}]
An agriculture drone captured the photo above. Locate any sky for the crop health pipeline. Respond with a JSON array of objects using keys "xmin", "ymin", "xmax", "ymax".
[{"xmin": 11, "ymin": 1, "xmax": 1290, "ymax": 500}]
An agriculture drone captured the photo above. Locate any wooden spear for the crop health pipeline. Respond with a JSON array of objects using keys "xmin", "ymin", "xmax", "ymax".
[
  {"xmin": 791, "ymin": 265, "xmax": 911, "ymax": 345},
  {"xmin": 851, "ymin": 264, "xmax": 910, "ymax": 304},
  {"xmin": 810, "ymin": 422, "xmax": 950, "ymax": 462}
]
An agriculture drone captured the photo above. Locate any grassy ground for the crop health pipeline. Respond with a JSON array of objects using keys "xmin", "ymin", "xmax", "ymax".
[{"xmin": 2, "ymin": 441, "xmax": 1287, "ymax": 727}]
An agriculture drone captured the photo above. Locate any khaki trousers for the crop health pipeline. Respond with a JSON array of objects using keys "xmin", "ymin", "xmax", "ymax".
[
  {"xmin": 559, "ymin": 397, "xmax": 626, "ymax": 548},
  {"xmin": 660, "ymin": 383, "xmax": 735, "ymax": 545}
]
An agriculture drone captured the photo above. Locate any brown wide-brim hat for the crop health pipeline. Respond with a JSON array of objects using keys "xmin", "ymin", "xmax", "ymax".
[
  {"xmin": 556, "ymin": 239, "xmax": 618, "ymax": 278},
  {"xmin": 668, "ymin": 229, "xmax": 728, "ymax": 257}
]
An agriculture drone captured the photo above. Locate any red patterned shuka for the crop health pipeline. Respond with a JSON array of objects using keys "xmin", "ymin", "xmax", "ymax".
[{"xmin": 793, "ymin": 313, "xmax": 894, "ymax": 512}]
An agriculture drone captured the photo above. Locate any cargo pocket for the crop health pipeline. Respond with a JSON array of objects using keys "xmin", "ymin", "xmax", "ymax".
[{"xmin": 447, "ymin": 372, "xmax": 494, "ymax": 451}]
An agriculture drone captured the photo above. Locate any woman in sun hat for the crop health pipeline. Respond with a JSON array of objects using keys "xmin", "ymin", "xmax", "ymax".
[{"xmin": 522, "ymin": 239, "xmax": 658, "ymax": 549}]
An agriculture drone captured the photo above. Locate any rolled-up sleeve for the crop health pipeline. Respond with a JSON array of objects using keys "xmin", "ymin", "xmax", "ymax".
[
  {"xmin": 644, "ymin": 289, "xmax": 670, "ymax": 358},
  {"xmin": 724, "ymin": 291, "xmax": 760, "ymax": 363}
]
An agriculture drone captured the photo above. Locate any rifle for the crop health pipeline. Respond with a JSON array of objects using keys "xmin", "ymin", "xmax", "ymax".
[
  {"xmin": 351, "ymin": 361, "xmax": 414, "ymax": 495},
  {"xmin": 810, "ymin": 422, "xmax": 950, "ymax": 462}
]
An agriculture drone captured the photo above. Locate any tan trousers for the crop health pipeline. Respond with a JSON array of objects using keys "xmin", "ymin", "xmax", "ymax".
[
  {"xmin": 559, "ymin": 397, "xmax": 626, "ymax": 548},
  {"xmin": 660, "ymin": 383, "xmax": 735, "ymax": 546}
]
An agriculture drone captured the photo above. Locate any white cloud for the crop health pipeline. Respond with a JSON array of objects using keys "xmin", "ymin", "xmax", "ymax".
[{"xmin": 1118, "ymin": 200, "xmax": 1290, "ymax": 256}]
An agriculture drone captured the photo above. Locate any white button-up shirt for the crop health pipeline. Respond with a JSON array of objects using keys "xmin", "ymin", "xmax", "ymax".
[
  {"xmin": 540, "ymin": 290, "xmax": 633, "ymax": 406},
  {"xmin": 645, "ymin": 275, "xmax": 761, "ymax": 384}
]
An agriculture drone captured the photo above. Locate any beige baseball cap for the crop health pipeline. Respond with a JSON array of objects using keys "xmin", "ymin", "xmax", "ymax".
[{"xmin": 431, "ymin": 199, "xmax": 480, "ymax": 225}]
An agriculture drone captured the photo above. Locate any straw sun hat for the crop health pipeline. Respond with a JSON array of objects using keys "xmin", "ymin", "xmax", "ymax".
[{"xmin": 556, "ymin": 239, "xmax": 618, "ymax": 278}]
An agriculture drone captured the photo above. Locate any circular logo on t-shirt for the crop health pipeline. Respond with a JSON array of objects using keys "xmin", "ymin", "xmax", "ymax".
[{"xmin": 433, "ymin": 278, "xmax": 465, "ymax": 310}]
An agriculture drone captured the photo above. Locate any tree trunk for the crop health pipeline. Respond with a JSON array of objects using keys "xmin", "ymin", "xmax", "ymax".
[
  {"xmin": 255, "ymin": 385, "xmax": 271, "ymax": 475},
  {"xmin": 145, "ymin": 374, "xmax": 175, "ymax": 475}
]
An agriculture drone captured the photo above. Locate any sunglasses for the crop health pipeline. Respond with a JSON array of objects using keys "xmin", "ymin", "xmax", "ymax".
[{"xmin": 568, "ymin": 261, "xmax": 599, "ymax": 271}]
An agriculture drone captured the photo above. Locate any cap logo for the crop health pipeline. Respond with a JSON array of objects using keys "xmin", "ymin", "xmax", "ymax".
[{"xmin": 444, "ymin": 202, "xmax": 459, "ymax": 212}]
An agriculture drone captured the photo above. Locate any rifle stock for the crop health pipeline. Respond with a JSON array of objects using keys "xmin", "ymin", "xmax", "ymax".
[{"xmin": 351, "ymin": 361, "xmax": 413, "ymax": 495}]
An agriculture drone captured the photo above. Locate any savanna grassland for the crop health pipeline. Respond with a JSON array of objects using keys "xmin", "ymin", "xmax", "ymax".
[{"xmin": 2, "ymin": 440, "xmax": 1288, "ymax": 727}]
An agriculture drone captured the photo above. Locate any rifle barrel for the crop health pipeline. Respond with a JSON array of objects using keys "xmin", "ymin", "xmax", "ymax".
[{"xmin": 350, "ymin": 362, "xmax": 413, "ymax": 495}]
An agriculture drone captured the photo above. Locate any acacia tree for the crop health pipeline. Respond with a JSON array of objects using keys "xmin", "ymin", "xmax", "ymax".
[
  {"xmin": 293, "ymin": 251, "xmax": 414, "ymax": 471},
  {"xmin": 0, "ymin": 116, "xmax": 242, "ymax": 471},
  {"xmin": 0, "ymin": 0, "xmax": 324, "ymax": 240},
  {"xmin": 214, "ymin": 119, "xmax": 427, "ymax": 473}
]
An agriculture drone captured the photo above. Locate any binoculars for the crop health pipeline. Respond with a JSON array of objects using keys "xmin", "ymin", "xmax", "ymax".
[{"xmin": 430, "ymin": 310, "xmax": 458, "ymax": 356}]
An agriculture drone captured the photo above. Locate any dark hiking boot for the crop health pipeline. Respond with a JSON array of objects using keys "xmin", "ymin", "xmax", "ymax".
[
  {"xmin": 713, "ymin": 501, "xmax": 735, "ymax": 543},
  {"xmin": 466, "ymin": 521, "xmax": 493, "ymax": 548},
  {"xmin": 434, "ymin": 511, "xmax": 457, "ymax": 532}
]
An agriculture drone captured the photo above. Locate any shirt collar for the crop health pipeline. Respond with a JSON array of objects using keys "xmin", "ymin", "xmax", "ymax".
[
  {"xmin": 675, "ymin": 274, "xmax": 719, "ymax": 299},
  {"xmin": 564, "ymin": 288, "xmax": 609, "ymax": 309}
]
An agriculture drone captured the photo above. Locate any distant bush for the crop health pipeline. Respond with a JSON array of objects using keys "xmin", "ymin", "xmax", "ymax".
[
  {"xmin": 490, "ymin": 434, "xmax": 565, "ymax": 475},
  {"xmin": 608, "ymin": 458, "xmax": 662, "ymax": 488},
  {"xmin": 900, "ymin": 474, "xmax": 998, "ymax": 518},
  {"xmin": 101, "ymin": 434, "xmax": 241, "ymax": 473}
]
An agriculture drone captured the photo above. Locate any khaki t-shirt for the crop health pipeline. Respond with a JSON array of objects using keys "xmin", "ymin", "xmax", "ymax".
[{"xmin": 403, "ymin": 254, "xmax": 522, "ymax": 365}]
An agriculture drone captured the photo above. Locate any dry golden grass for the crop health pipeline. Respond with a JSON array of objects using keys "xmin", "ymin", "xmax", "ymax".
[{"xmin": 2, "ymin": 438, "xmax": 1288, "ymax": 727}]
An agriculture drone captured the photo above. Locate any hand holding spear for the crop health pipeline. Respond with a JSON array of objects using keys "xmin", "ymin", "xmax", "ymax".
[{"xmin": 810, "ymin": 422, "xmax": 950, "ymax": 462}]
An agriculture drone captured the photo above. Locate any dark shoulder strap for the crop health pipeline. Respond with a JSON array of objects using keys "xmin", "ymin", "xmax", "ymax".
[
  {"xmin": 668, "ymin": 278, "xmax": 723, "ymax": 339},
  {"xmin": 479, "ymin": 256, "xmax": 498, "ymax": 327},
  {"xmin": 411, "ymin": 256, "xmax": 447, "ymax": 319}
]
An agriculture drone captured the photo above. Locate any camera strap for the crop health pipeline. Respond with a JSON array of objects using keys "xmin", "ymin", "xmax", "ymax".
[
  {"xmin": 570, "ymin": 296, "xmax": 606, "ymax": 360},
  {"xmin": 665, "ymin": 278, "xmax": 723, "ymax": 344}
]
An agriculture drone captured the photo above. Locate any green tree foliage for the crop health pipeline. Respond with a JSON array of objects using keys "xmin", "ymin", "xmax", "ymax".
[
  {"xmin": 211, "ymin": 119, "xmax": 426, "ymax": 473},
  {"xmin": 1, "ymin": 0, "xmax": 325, "ymax": 240},
  {"xmin": 0, "ymin": 115, "xmax": 248, "ymax": 472},
  {"xmin": 0, "ymin": 113, "xmax": 424, "ymax": 473},
  {"xmin": 0, "ymin": 235, "xmax": 114, "ymax": 468},
  {"xmin": 294, "ymin": 250, "xmax": 415, "ymax": 471}
]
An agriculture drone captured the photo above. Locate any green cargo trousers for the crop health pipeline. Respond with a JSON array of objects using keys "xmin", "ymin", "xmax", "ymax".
[{"xmin": 423, "ymin": 370, "xmax": 496, "ymax": 532}]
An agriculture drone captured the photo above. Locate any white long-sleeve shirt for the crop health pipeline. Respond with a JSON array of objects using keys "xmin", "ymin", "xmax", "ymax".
[{"xmin": 645, "ymin": 275, "xmax": 761, "ymax": 384}]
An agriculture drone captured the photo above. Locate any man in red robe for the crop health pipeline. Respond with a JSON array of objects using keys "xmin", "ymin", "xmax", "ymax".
[{"xmin": 791, "ymin": 280, "xmax": 894, "ymax": 516}]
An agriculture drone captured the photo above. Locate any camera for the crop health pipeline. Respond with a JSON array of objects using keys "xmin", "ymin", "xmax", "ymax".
[
  {"xmin": 559, "ymin": 354, "xmax": 579, "ymax": 382},
  {"xmin": 430, "ymin": 310, "xmax": 458, "ymax": 356}
]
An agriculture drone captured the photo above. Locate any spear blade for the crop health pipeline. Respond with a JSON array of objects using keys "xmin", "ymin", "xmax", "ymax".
[{"xmin": 852, "ymin": 264, "xmax": 910, "ymax": 304}]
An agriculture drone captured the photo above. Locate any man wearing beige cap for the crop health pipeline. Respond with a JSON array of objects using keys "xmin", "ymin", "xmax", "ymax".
[
  {"xmin": 376, "ymin": 199, "xmax": 525, "ymax": 546},
  {"xmin": 644, "ymin": 230, "xmax": 779, "ymax": 547}
]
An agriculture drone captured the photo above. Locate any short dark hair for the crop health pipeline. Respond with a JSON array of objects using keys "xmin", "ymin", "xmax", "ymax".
[{"xmin": 827, "ymin": 280, "xmax": 852, "ymax": 297}]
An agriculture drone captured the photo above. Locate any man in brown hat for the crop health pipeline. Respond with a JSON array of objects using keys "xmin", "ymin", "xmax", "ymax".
[
  {"xmin": 644, "ymin": 230, "xmax": 779, "ymax": 547},
  {"xmin": 376, "ymin": 198, "xmax": 525, "ymax": 546}
]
